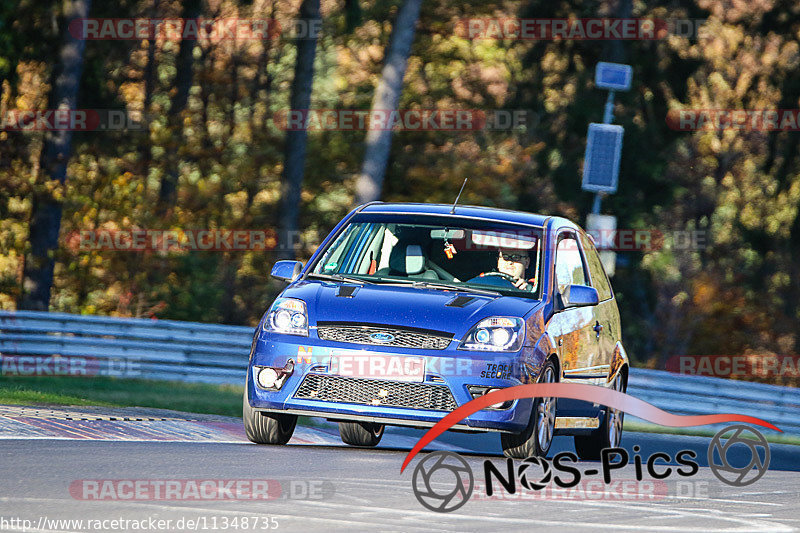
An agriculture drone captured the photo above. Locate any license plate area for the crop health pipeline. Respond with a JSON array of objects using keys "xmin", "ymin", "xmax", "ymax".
[{"xmin": 329, "ymin": 353, "xmax": 425, "ymax": 382}]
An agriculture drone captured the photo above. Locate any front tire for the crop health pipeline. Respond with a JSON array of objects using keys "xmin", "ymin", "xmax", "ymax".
[
  {"xmin": 574, "ymin": 372, "xmax": 626, "ymax": 460},
  {"xmin": 242, "ymin": 387, "xmax": 297, "ymax": 445},
  {"xmin": 338, "ymin": 421, "xmax": 384, "ymax": 447},
  {"xmin": 501, "ymin": 360, "xmax": 557, "ymax": 459}
]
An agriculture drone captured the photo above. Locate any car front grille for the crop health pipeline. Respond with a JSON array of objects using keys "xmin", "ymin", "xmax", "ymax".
[
  {"xmin": 294, "ymin": 374, "xmax": 457, "ymax": 411},
  {"xmin": 316, "ymin": 323, "xmax": 452, "ymax": 350}
]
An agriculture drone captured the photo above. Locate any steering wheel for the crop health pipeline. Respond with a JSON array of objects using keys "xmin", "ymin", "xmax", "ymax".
[{"xmin": 473, "ymin": 271, "xmax": 519, "ymax": 288}]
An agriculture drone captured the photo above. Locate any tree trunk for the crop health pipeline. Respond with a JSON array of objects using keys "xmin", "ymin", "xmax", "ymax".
[
  {"xmin": 248, "ymin": 1, "xmax": 278, "ymax": 129},
  {"xmin": 228, "ymin": 50, "xmax": 239, "ymax": 137},
  {"xmin": 789, "ymin": 206, "xmax": 800, "ymax": 355},
  {"xmin": 156, "ymin": 0, "xmax": 201, "ymax": 217},
  {"xmin": 277, "ymin": 0, "xmax": 321, "ymax": 259},
  {"xmin": 354, "ymin": 0, "xmax": 422, "ymax": 204},
  {"xmin": 601, "ymin": 0, "xmax": 632, "ymax": 63},
  {"xmin": 139, "ymin": 0, "xmax": 159, "ymax": 175},
  {"xmin": 19, "ymin": 0, "xmax": 91, "ymax": 311},
  {"xmin": 344, "ymin": 0, "xmax": 362, "ymax": 33}
]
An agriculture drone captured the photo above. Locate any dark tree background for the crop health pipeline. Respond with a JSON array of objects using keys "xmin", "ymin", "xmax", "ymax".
[{"xmin": 1, "ymin": 0, "xmax": 799, "ymax": 384}]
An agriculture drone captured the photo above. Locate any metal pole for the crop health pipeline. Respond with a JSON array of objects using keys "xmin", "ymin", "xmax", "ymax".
[
  {"xmin": 592, "ymin": 192, "xmax": 603, "ymax": 214},
  {"xmin": 603, "ymin": 90, "xmax": 616, "ymax": 124}
]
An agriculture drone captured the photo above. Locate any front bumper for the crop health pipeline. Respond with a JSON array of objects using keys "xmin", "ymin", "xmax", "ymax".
[{"xmin": 246, "ymin": 333, "xmax": 546, "ymax": 433}]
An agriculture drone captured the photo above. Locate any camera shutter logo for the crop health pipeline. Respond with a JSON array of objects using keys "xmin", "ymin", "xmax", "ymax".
[
  {"xmin": 708, "ymin": 425, "xmax": 770, "ymax": 487},
  {"xmin": 412, "ymin": 451, "xmax": 474, "ymax": 513},
  {"xmin": 518, "ymin": 456, "xmax": 552, "ymax": 491}
]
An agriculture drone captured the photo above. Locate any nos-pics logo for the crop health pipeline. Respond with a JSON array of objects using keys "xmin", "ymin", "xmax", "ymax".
[
  {"xmin": 411, "ymin": 424, "xmax": 770, "ymax": 513},
  {"xmin": 707, "ymin": 424, "xmax": 770, "ymax": 486},
  {"xmin": 412, "ymin": 452, "xmax": 474, "ymax": 512}
]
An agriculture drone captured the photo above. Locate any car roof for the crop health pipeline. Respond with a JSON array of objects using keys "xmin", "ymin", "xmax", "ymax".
[{"xmin": 358, "ymin": 202, "xmax": 550, "ymax": 227}]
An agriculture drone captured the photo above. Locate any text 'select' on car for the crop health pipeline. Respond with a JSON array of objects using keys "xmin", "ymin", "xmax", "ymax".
[{"xmin": 244, "ymin": 203, "xmax": 629, "ymax": 458}]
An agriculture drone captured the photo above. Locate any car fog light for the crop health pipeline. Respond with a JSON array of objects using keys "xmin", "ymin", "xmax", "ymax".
[
  {"xmin": 258, "ymin": 367, "xmax": 279, "ymax": 388},
  {"xmin": 467, "ymin": 385, "xmax": 486, "ymax": 400},
  {"xmin": 486, "ymin": 387, "xmax": 503, "ymax": 408}
]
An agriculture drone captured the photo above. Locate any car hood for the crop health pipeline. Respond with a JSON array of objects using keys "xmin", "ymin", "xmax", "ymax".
[{"xmin": 280, "ymin": 280, "xmax": 540, "ymax": 337}]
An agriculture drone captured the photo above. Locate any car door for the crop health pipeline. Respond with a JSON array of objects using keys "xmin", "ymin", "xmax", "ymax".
[{"xmin": 551, "ymin": 230, "xmax": 603, "ymax": 384}]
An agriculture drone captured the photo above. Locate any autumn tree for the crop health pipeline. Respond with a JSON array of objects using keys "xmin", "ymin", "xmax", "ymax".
[
  {"xmin": 354, "ymin": 0, "xmax": 423, "ymax": 204},
  {"xmin": 19, "ymin": 0, "xmax": 91, "ymax": 310},
  {"xmin": 277, "ymin": 0, "xmax": 321, "ymax": 259}
]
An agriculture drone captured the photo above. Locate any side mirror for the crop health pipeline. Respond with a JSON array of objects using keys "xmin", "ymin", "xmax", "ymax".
[
  {"xmin": 562, "ymin": 284, "xmax": 599, "ymax": 308},
  {"xmin": 271, "ymin": 260, "xmax": 303, "ymax": 282}
]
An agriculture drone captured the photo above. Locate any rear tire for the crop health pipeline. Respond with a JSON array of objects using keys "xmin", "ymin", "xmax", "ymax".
[
  {"xmin": 574, "ymin": 372, "xmax": 626, "ymax": 460},
  {"xmin": 501, "ymin": 360, "xmax": 557, "ymax": 459},
  {"xmin": 338, "ymin": 421, "xmax": 384, "ymax": 447},
  {"xmin": 242, "ymin": 387, "xmax": 297, "ymax": 445}
]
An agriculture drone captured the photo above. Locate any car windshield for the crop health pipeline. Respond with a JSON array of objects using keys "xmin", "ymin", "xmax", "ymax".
[{"xmin": 309, "ymin": 214, "xmax": 542, "ymax": 299}]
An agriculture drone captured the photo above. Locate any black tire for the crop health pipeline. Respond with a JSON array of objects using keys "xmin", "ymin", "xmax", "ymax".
[
  {"xmin": 338, "ymin": 421, "xmax": 384, "ymax": 447},
  {"xmin": 574, "ymin": 371, "xmax": 626, "ymax": 460},
  {"xmin": 242, "ymin": 388, "xmax": 297, "ymax": 445},
  {"xmin": 501, "ymin": 360, "xmax": 557, "ymax": 459}
]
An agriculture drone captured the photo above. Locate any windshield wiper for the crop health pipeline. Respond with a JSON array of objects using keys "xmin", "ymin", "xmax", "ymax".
[
  {"xmin": 306, "ymin": 273, "xmax": 376, "ymax": 285},
  {"xmin": 359, "ymin": 277, "xmax": 502, "ymax": 297},
  {"xmin": 368, "ymin": 277, "xmax": 500, "ymax": 297},
  {"xmin": 410, "ymin": 281, "xmax": 501, "ymax": 297}
]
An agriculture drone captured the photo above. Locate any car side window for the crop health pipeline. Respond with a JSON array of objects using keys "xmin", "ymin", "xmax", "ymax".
[
  {"xmin": 555, "ymin": 234, "xmax": 588, "ymax": 294},
  {"xmin": 579, "ymin": 233, "xmax": 613, "ymax": 301}
]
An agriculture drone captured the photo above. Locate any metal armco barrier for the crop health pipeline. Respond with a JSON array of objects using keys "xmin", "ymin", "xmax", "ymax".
[
  {"xmin": 0, "ymin": 310, "xmax": 253, "ymax": 385},
  {"xmin": 1, "ymin": 310, "xmax": 798, "ymax": 435},
  {"xmin": 627, "ymin": 367, "xmax": 800, "ymax": 435}
]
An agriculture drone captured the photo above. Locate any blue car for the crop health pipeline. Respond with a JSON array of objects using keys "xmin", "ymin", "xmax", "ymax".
[{"xmin": 244, "ymin": 202, "xmax": 630, "ymax": 458}]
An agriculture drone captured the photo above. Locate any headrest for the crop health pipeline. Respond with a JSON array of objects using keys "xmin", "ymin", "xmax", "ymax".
[{"xmin": 389, "ymin": 244, "xmax": 425, "ymax": 275}]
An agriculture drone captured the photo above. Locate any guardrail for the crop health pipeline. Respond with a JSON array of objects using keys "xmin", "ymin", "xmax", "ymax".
[
  {"xmin": 627, "ymin": 368, "xmax": 800, "ymax": 436},
  {"xmin": 0, "ymin": 310, "xmax": 254, "ymax": 385},
  {"xmin": 1, "ymin": 310, "xmax": 798, "ymax": 435}
]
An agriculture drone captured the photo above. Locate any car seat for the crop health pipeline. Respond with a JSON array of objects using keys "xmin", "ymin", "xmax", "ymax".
[{"xmin": 376, "ymin": 244, "xmax": 439, "ymax": 279}]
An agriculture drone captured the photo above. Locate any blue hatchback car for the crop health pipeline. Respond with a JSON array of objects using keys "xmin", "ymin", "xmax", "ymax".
[{"xmin": 244, "ymin": 202, "xmax": 629, "ymax": 458}]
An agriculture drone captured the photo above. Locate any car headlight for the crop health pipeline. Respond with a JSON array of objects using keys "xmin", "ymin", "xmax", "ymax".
[
  {"xmin": 264, "ymin": 298, "xmax": 308, "ymax": 336},
  {"xmin": 459, "ymin": 317, "xmax": 524, "ymax": 352}
]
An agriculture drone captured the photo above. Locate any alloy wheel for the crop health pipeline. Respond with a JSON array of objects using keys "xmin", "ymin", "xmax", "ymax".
[
  {"xmin": 607, "ymin": 374, "xmax": 625, "ymax": 448},
  {"xmin": 536, "ymin": 365, "xmax": 557, "ymax": 452}
]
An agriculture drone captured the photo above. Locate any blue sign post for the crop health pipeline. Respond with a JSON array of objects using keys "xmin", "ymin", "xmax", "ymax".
[
  {"xmin": 583, "ymin": 62, "xmax": 632, "ymax": 214},
  {"xmin": 595, "ymin": 62, "xmax": 632, "ymax": 125},
  {"xmin": 583, "ymin": 62, "xmax": 632, "ymax": 277}
]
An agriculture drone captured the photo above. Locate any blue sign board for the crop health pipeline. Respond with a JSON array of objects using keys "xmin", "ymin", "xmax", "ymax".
[
  {"xmin": 582, "ymin": 123, "xmax": 624, "ymax": 193},
  {"xmin": 595, "ymin": 62, "xmax": 632, "ymax": 91}
]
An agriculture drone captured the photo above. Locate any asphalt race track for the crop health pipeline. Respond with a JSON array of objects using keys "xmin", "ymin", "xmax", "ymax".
[{"xmin": 0, "ymin": 405, "xmax": 798, "ymax": 532}]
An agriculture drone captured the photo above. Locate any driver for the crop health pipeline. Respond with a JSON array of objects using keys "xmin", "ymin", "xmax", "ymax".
[
  {"xmin": 472, "ymin": 249, "xmax": 535, "ymax": 290},
  {"xmin": 497, "ymin": 249, "xmax": 534, "ymax": 290}
]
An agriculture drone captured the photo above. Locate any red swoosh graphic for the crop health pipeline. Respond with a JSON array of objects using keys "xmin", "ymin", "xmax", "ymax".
[{"xmin": 400, "ymin": 383, "xmax": 781, "ymax": 473}]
